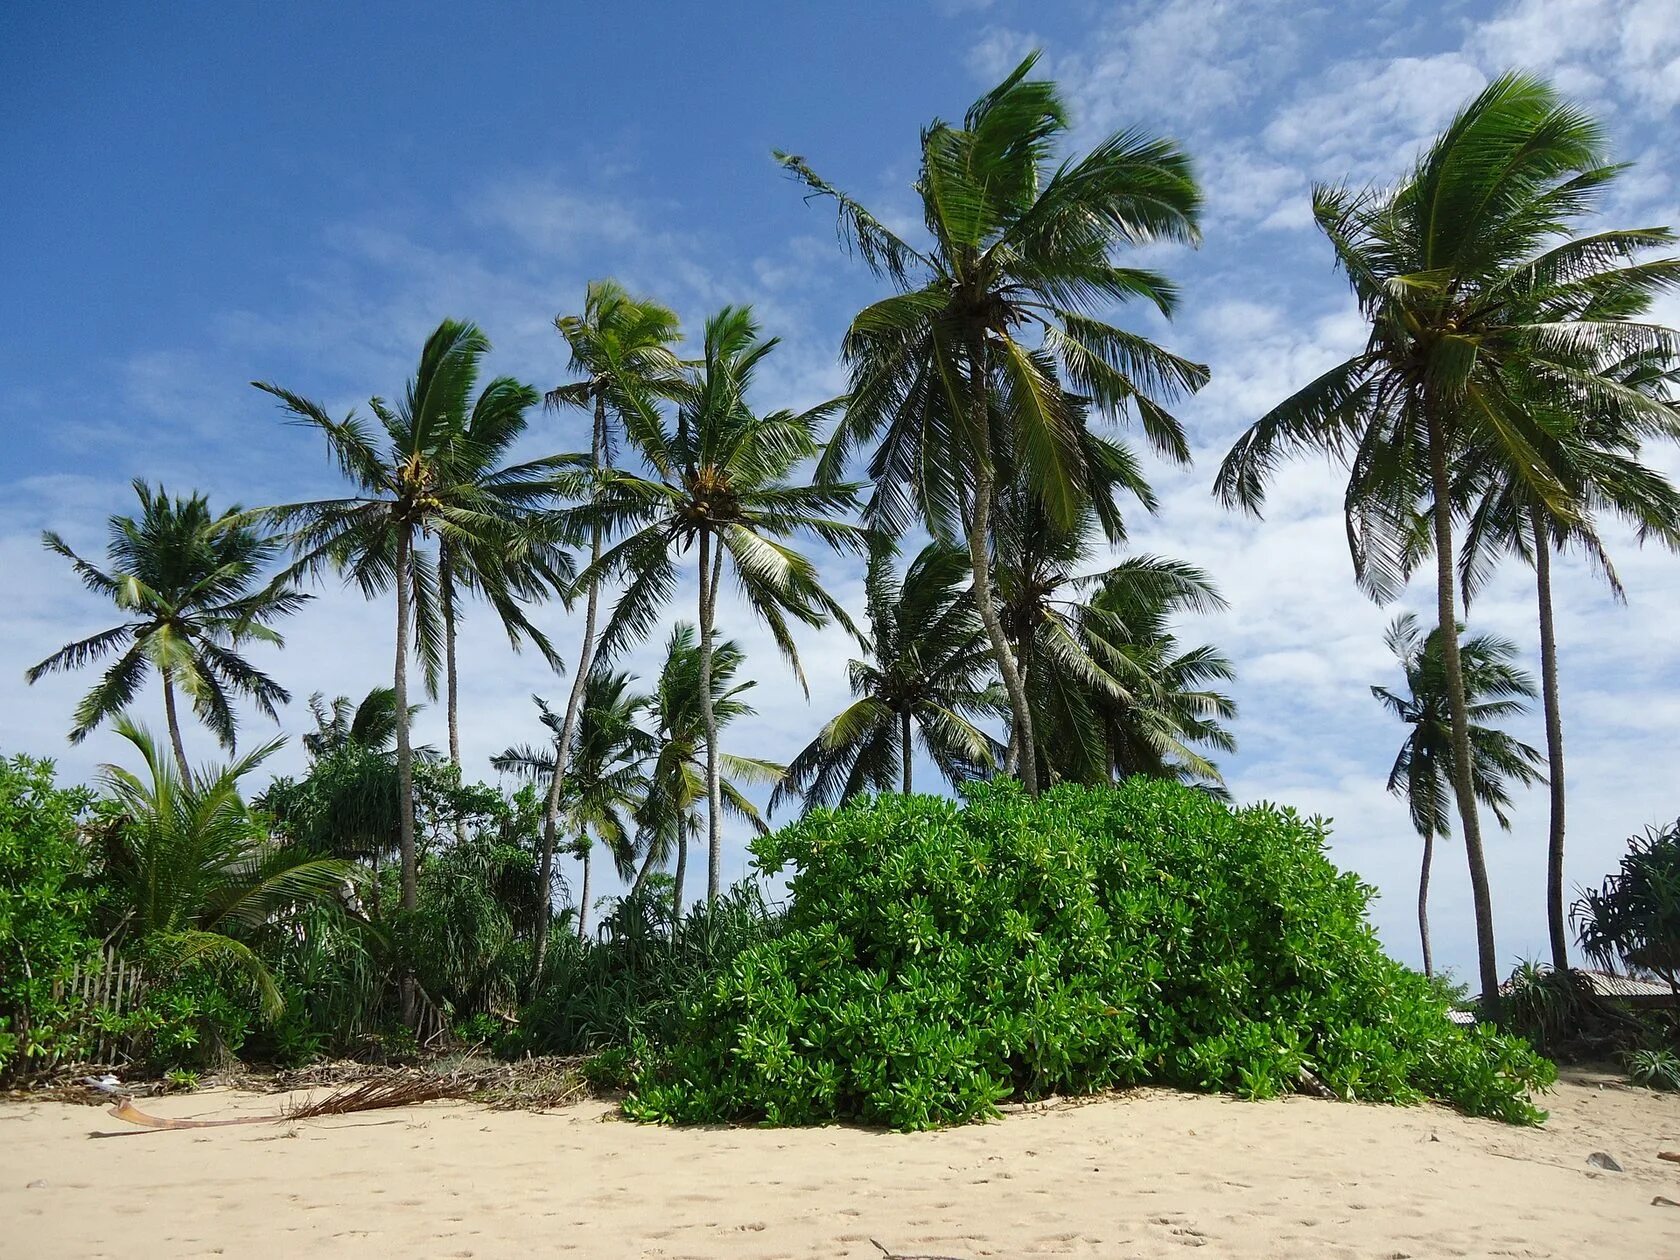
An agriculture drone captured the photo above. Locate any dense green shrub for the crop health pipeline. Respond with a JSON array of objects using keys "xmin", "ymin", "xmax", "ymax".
[
  {"xmin": 0, "ymin": 755, "xmax": 102, "ymax": 1078},
  {"xmin": 625, "ymin": 780, "xmax": 1555, "ymax": 1130},
  {"xmin": 1574, "ymin": 817, "xmax": 1680, "ymax": 989}
]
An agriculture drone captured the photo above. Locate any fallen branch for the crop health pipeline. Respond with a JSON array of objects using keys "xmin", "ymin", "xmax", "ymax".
[{"xmin": 108, "ymin": 1075, "xmax": 465, "ymax": 1130}]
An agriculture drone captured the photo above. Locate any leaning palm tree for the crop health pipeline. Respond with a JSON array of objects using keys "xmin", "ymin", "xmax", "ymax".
[
  {"xmin": 93, "ymin": 715, "xmax": 350, "ymax": 1017},
  {"xmin": 493, "ymin": 673, "xmax": 653, "ymax": 944},
  {"xmin": 1453, "ymin": 351, "xmax": 1680, "ymax": 972},
  {"xmin": 778, "ymin": 51, "xmax": 1207, "ymax": 792},
  {"xmin": 771, "ymin": 537, "xmax": 1005, "ymax": 813},
  {"xmin": 1213, "ymin": 73, "xmax": 1678, "ymax": 1012},
  {"xmin": 27, "ymin": 481, "xmax": 305, "ymax": 778},
  {"xmin": 634, "ymin": 623, "xmax": 782, "ymax": 916},
  {"xmin": 1372, "ymin": 614, "xmax": 1545, "ymax": 977},
  {"xmin": 580, "ymin": 306, "xmax": 860, "ymax": 901},
  {"xmin": 530, "ymin": 282, "xmax": 684, "ymax": 964},
  {"xmin": 254, "ymin": 319, "xmax": 565, "ymax": 930}
]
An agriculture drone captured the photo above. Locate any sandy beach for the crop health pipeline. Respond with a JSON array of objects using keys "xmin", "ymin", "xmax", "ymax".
[{"xmin": 2, "ymin": 1070, "xmax": 1675, "ymax": 1258}]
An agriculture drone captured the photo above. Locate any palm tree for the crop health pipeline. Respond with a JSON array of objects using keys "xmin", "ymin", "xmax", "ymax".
[
  {"xmin": 1070, "ymin": 559, "xmax": 1237, "ymax": 793},
  {"xmin": 432, "ymin": 370, "xmax": 574, "ymax": 781},
  {"xmin": 1453, "ymin": 351, "xmax": 1680, "ymax": 973},
  {"xmin": 93, "ymin": 715, "xmax": 350, "ymax": 1017},
  {"xmin": 635, "ymin": 623, "xmax": 781, "ymax": 916},
  {"xmin": 993, "ymin": 497, "xmax": 1233, "ymax": 790},
  {"xmin": 254, "ymin": 319, "xmax": 566, "ymax": 930},
  {"xmin": 771, "ymin": 537, "xmax": 1005, "ymax": 812},
  {"xmin": 27, "ymin": 481, "xmax": 305, "ymax": 778},
  {"xmin": 1371, "ymin": 614, "xmax": 1545, "ymax": 977},
  {"xmin": 530, "ymin": 282, "xmax": 684, "ymax": 967},
  {"xmin": 1212, "ymin": 74, "xmax": 1678, "ymax": 1011},
  {"xmin": 493, "ymin": 674, "xmax": 653, "ymax": 943},
  {"xmin": 580, "ymin": 306, "xmax": 860, "ymax": 901},
  {"xmin": 778, "ymin": 51, "xmax": 1207, "ymax": 792}
]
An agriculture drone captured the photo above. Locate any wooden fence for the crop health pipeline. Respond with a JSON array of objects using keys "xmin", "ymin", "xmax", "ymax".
[{"xmin": 54, "ymin": 947, "xmax": 148, "ymax": 1066}]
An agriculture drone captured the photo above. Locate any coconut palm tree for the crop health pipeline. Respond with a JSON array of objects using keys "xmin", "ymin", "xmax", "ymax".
[
  {"xmin": 93, "ymin": 715, "xmax": 350, "ymax": 1018},
  {"xmin": 771, "ymin": 537, "xmax": 1005, "ymax": 813},
  {"xmin": 1452, "ymin": 351, "xmax": 1680, "ymax": 973},
  {"xmin": 991, "ymin": 489, "xmax": 1232, "ymax": 790},
  {"xmin": 530, "ymin": 282, "xmax": 684, "ymax": 967},
  {"xmin": 633, "ymin": 623, "xmax": 781, "ymax": 916},
  {"xmin": 580, "ymin": 306, "xmax": 860, "ymax": 901},
  {"xmin": 1372, "ymin": 614, "xmax": 1545, "ymax": 977},
  {"xmin": 493, "ymin": 675, "xmax": 653, "ymax": 943},
  {"xmin": 1070, "ymin": 559, "xmax": 1238, "ymax": 794},
  {"xmin": 1213, "ymin": 73, "xmax": 1679, "ymax": 1012},
  {"xmin": 432, "ymin": 370, "xmax": 574, "ymax": 780},
  {"xmin": 27, "ymin": 481, "xmax": 306, "ymax": 778},
  {"xmin": 778, "ymin": 51, "xmax": 1207, "ymax": 792},
  {"xmin": 254, "ymin": 319, "xmax": 569, "ymax": 930}
]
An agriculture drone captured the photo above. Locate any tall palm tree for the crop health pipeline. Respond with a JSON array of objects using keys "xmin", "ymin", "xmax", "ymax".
[
  {"xmin": 1371, "ymin": 614, "xmax": 1545, "ymax": 977},
  {"xmin": 493, "ymin": 675, "xmax": 653, "ymax": 943},
  {"xmin": 1213, "ymin": 74, "xmax": 1678, "ymax": 1011},
  {"xmin": 531, "ymin": 282, "xmax": 684, "ymax": 966},
  {"xmin": 432, "ymin": 371, "xmax": 574, "ymax": 780},
  {"xmin": 771, "ymin": 537, "xmax": 1005, "ymax": 812},
  {"xmin": 255, "ymin": 319, "xmax": 565, "ymax": 930},
  {"xmin": 1453, "ymin": 350, "xmax": 1680, "ymax": 972},
  {"xmin": 778, "ymin": 51, "xmax": 1207, "ymax": 792},
  {"xmin": 634, "ymin": 623, "xmax": 781, "ymax": 916},
  {"xmin": 580, "ymin": 306, "xmax": 860, "ymax": 901},
  {"xmin": 27, "ymin": 481, "xmax": 305, "ymax": 778},
  {"xmin": 994, "ymin": 497, "xmax": 1233, "ymax": 790},
  {"xmin": 93, "ymin": 715, "xmax": 350, "ymax": 1017}
]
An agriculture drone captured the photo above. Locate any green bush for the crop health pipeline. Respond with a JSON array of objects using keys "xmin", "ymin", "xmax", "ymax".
[
  {"xmin": 0, "ymin": 754, "xmax": 102, "ymax": 1079},
  {"xmin": 625, "ymin": 780, "xmax": 1555, "ymax": 1130}
]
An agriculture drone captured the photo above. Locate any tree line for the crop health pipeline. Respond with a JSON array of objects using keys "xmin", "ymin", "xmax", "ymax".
[{"xmin": 26, "ymin": 57, "xmax": 1680, "ymax": 1023}]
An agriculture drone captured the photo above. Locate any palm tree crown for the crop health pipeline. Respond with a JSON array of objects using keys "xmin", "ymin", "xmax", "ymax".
[
  {"xmin": 27, "ymin": 480, "xmax": 305, "ymax": 777},
  {"xmin": 772, "ymin": 538, "xmax": 1006, "ymax": 813}
]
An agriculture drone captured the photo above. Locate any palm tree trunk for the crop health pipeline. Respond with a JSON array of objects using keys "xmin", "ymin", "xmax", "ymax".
[
  {"xmin": 901, "ymin": 709, "xmax": 913, "ymax": 794},
  {"xmin": 1532, "ymin": 509, "xmax": 1569, "ymax": 974},
  {"xmin": 575, "ymin": 841, "xmax": 592, "ymax": 941},
  {"xmin": 631, "ymin": 842, "xmax": 659, "ymax": 898},
  {"xmin": 672, "ymin": 819, "xmax": 689, "ymax": 923},
  {"xmin": 1426, "ymin": 407, "xmax": 1500, "ymax": 1017},
  {"xmin": 439, "ymin": 542, "xmax": 467, "ymax": 847},
  {"xmin": 161, "ymin": 674, "xmax": 191, "ymax": 782},
  {"xmin": 394, "ymin": 525, "xmax": 418, "ymax": 914},
  {"xmin": 698, "ymin": 527, "xmax": 724, "ymax": 903},
  {"xmin": 1418, "ymin": 825, "xmax": 1435, "ymax": 979},
  {"xmin": 966, "ymin": 332, "xmax": 1037, "ymax": 795},
  {"xmin": 394, "ymin": 525, "xmax": 419, "ymax": 1025},
  {"xmin": 534, "ymin": 395, "xmax": 609, "ymax": 978}
]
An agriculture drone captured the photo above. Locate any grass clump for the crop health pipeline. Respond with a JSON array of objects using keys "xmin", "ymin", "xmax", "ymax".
[{"xmin": 625, "ymin": 779, "xmax": 1555, "ymax": 1130}]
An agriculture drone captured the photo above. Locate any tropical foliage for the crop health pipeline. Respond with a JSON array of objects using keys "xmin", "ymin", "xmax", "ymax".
[
  {"xmin": 626, "ymin": 780, "xmax": 1555, "ymax": 1130},
  {"xmin": 16, "ymin": 59, "xmax": 1680, "ymax": 1115},
  {"xmin": 1372, "ymin": 615, "xmax": 1544, "ymax": 976}
]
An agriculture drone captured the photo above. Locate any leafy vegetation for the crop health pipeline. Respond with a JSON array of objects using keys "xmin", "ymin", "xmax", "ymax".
[{"xmin": 626, "ymin": 780, "xmax": 1555, "ymax": 1130}]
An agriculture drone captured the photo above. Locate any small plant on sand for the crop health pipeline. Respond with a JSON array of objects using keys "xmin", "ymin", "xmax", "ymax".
[
  {"xmin": 1627, "ymin": 1048, "xmax": 1680, "ymax": 1091},
  {"xmin": 625, "ymin": 780, "xmax": 1555, "ymax": 1130}
]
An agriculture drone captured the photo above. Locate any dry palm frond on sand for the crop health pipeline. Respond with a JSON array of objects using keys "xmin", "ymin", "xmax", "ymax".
[{"xmin": 108, "ymin": 1075, "xmax": 465, "ymax": 1130}]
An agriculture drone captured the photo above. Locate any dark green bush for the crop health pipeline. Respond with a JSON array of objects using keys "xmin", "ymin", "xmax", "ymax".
[
  {"xmin": 625, "ymin": 779, "xmax": 1555, "ymax": 1130},
  {"xmin": 0, "ymin": 754, "xmax": 102, "ymax": 1078}
]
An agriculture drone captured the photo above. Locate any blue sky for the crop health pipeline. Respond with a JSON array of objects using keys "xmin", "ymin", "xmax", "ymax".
[{"xmin": 5, "ymin": 0, "xmax": 1679, "ymax": 982}]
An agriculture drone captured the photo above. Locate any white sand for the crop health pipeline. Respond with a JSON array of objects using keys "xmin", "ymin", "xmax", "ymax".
[{"xmin": 4, "ymin": 1069, "xmax": 1677, "ymax": 1258}]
